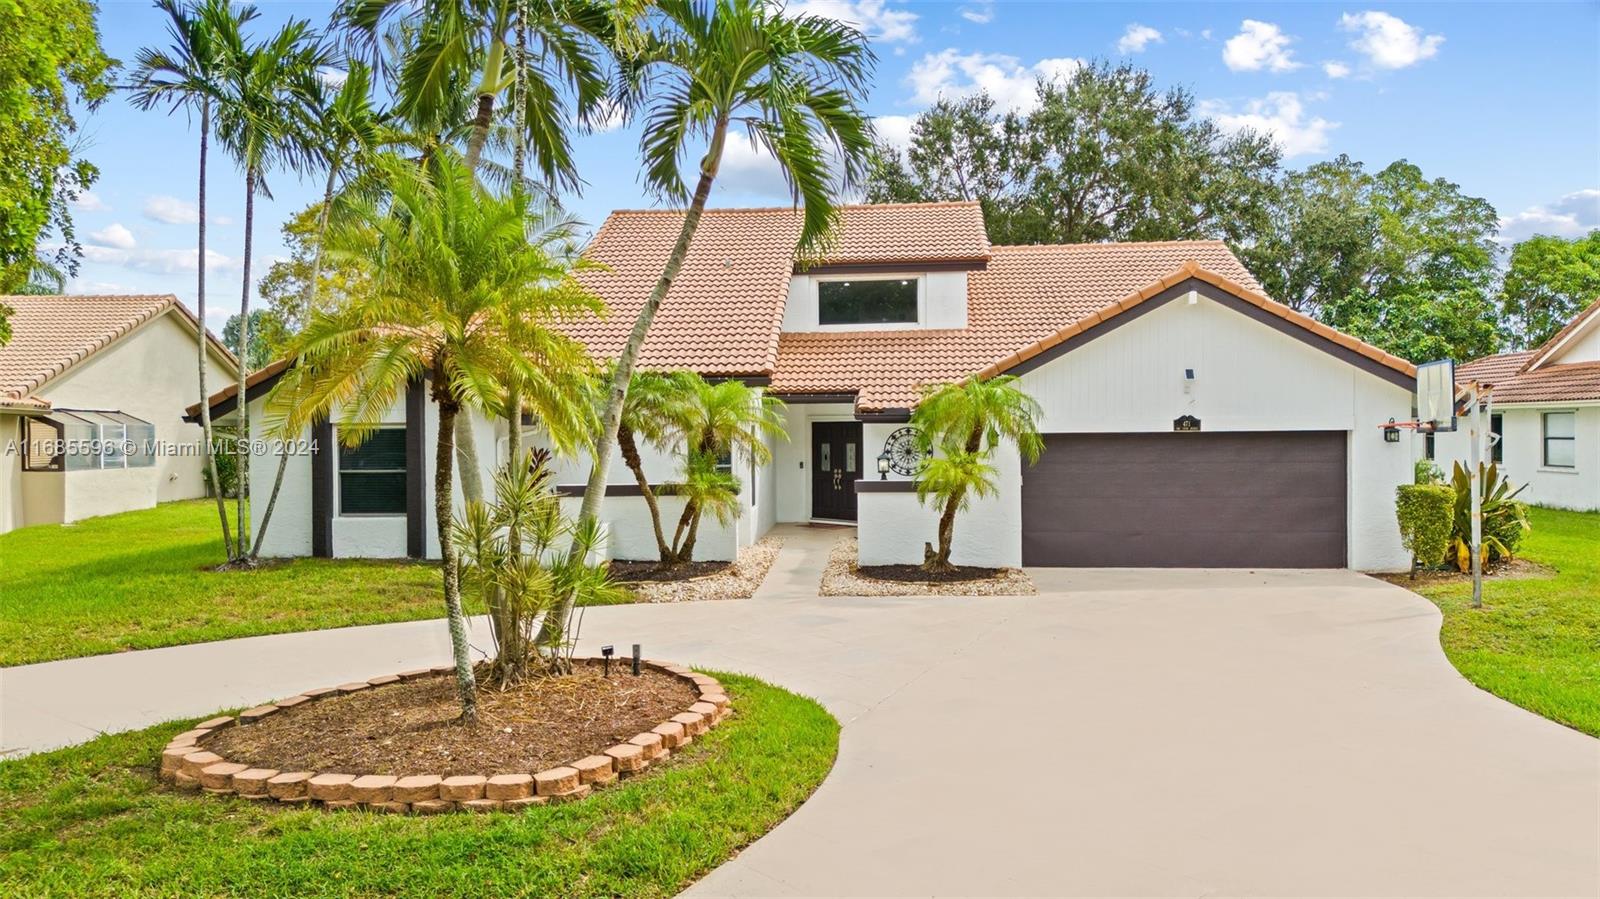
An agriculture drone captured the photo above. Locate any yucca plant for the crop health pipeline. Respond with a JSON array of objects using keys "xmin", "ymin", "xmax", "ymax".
[{"xmin": 1446, "ymin": 460, "xmax": 1530, "ymax": 572}]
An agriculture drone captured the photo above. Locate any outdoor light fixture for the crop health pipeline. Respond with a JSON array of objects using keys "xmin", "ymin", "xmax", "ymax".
[
  {"xmin": 631, "ymin": 643, "xmax": 641, "ymax": 677},
  {"xmin": 877, "ymin": 450, "xmax": 890, "ymax": 480},
  {"xmin": 601, "ymin": 644, "xmax": 614, "ymax": 676},
  {"xmin": 1383, "ymin": 418, "xmax": 1401, "ymax": 443}
]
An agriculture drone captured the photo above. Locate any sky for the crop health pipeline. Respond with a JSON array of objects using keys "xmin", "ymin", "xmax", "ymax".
[{"xmin": 64, "ymin": 1, "xmax": 1600, "ymax": 334}]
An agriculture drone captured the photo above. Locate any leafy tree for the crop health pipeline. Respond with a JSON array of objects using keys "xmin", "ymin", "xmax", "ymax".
[
  {"xmin": 266, "ymin": 152, "xmax": 602, "ymax": 721},
  {"xmin": 911, "ymin": 376, "xmax": 1042, "ymax": 571},
  {"xmin": 867, "ymin": 62, "xmax": 1282, "ymax": 247},
  {"xmin": 128, "ymin": 0, "xmax": 255, "ymax": 559},
  {"xmin": 0, "ymin": 0, "xmax": 115, "ymax": 292},
  {"xmin": 541, "ymin": 0, "xmax": 876, "ymax": 649},
  {"xmin": 1238, "ymin": 155, "xmax": 1376, "ymax": 315},
  {"xmin": 221, "ymin": 308, "xmax": 290, "ymax": 369},
  {"xmin": 258, "ymin": 206, "xmax": 366, "ymax": 329},
  {"xmin": 1500, "ymin": 231, "xmax": 1600, "ymax": 347}
]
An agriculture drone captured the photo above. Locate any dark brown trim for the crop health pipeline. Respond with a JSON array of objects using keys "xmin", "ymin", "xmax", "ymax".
[
  {"xmin": 795, "ymin": 259, "xmax": 988, "ymax": 275},
  {"xmin": 311, "ymin": 417, "xmax": 334, "ymax": 558},
  {"xmin": 772, "ymin": 391, "xmax": 858, "ymax": 404},
  {"xmin": 404, "ymin": 379, "xmax": 425, "ymax": 559},
  {"xmin": 183, "ymin": 362, "xmax": 291, "ymax": 423},
  {"xmin": 1001, "ymin": 279, "xmax": 1416, "ymax": 392},
  {"xmin": 855, "ymin": 408, "xmax": 912, "ymax": 423},
  {"xmin": 704, "ymin": 374, "xmax": 772, "ymax": 387},
  {"xmin": 855, "ymin": 479, "xmax": 917, "ymax": 493},
  {"xmin": 554, "ymin": 483, "xmax": 738, "ymax": 498}
]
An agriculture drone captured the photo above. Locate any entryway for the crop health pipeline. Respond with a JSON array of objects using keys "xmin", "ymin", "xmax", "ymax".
[{"xmin": 810, "ymin": 421, "xmax": 862, "ymax": 521}]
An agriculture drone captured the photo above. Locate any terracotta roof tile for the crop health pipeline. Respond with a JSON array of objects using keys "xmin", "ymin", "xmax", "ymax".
[
  {"xmin": 1522, "ymin": 298, "xmax": 1600, "ymax": 371},
  {"xmin": 1458, "ymin": 351, "xmax": 1535, "ymax": 386},
  {"xmin": 1486, "ymin": 361, "xmax": 1600, "ymax": 404},
  {"xmin": 0, "ymin": 294, "xmax": 234, "ymax": 405}
]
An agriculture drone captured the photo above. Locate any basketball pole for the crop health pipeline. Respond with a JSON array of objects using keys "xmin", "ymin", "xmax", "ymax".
[{"xmin": 1467, "ymin": 379, "xmax": 1484, "ymax": 609}]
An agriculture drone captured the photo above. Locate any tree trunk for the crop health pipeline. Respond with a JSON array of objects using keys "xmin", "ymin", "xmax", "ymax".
[
  {"xmin": 617, "ymin": 424, "xmax": 670, "ymax": 561},
  {"xmin": 196, "ymin": 99, "xmax": 234, "ymax": 559},
  {"xmin": 435, "ymin": 384, "xmax": 479, "ymax": 724},
  {"xmin": 678, "ymin": 502, "xmax": 703, "ymax": 564},
  {"xmin": 492, "ymin": 383, "xmax": 522, "ymax": 681},
  {"xmin": 537, "ymin": 116, "xmax": 730, "ymax": 651},
  {"xmin": 930, "ymin": 426, "xmax": 983, "ymax": 570},
  {"xmin": 234, "ymin": 166, "xmax": 257, "ymax": 556},
  {"xmin": 668, "ymin": 497, "xmax": 695, "ymax": 562},
  {"xmin": 454, "ymin": 58, "xmax": 500, "ymax": 501},
  {"xmin": 454, "ymin": 415, "xmax": 485, "ymax": 501},
  {"xmin": 250, "ymin": 162, "xmax": 340, "ymax": 561},
  {"xmin": 464, "ymin": 93, "xmax": 496, "ymax": 170}
]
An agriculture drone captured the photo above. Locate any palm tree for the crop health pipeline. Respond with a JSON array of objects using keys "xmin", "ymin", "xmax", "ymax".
[
  {"xmin": 666, "ymin": 376, "xmax": 783, "ymax": 563},
  {"xmin": 213, "ymin": 15, "xmax": 329, "ymax": 558},
  {"xmin": 911, "ymin": 376, "xmax": 1044, "ymax": 571},
  {"xmin": 265, "ymin": 152, "xmax": 601, "ymax": 721},
  {"xmin": 541, "ymin": 0, "xmax": 875, "ymax": 645},
  {"xmin": 127, "ymin": 0, "xmax": 257, "ymax": 559},
  {"xmin": 611, "ymin": 369, "xmax": 693, "ymax": 562}
]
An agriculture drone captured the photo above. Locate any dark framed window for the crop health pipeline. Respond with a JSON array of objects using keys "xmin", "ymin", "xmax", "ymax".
[
  {"xmin": 339, "ymin": 427, "xmax": 407, "ymax": 514},
  {"xmin": 1424, "ymin": 431, "xmax": 1435, "ymax": 461},
  {"xmin": 1490, "ymin": 413, "xmax": 1503, "ymax": 463},
  {"xmin": 20, "ymin": 417, "xmax": 65, "ymax": 472},
  {"xmin": 1542, "ymin": 411, "xmax": 1576, "ymax": 468},
  {"xmin": 818, "ymin": 278, "xmax": 918, "ymax": 325}
]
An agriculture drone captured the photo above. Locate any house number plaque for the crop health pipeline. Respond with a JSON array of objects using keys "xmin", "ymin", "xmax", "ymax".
[{"xmin": 1173, "ymin": 415, "xmax": 1202, "ymax": 432}]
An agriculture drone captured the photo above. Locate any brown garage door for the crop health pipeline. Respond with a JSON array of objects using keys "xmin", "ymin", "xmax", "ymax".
[{"xmin": 1021, "ymin": 432, "xmax": 1347, "ymax": 568}]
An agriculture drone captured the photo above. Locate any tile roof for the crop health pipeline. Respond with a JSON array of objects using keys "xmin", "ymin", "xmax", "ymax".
[
  {"xmin": 564, "ymin": 202, "xmax": 990, "ymax": 376},
  {"xmin": 1484, "ymin": 361, "xmax": 1600, "ymax": 404},
  {"xmin": 0, "ymin": 294, "xmax": 234, "ymax": 411},
  {"xmin": 1457, "ymin": 351, "xmax": 1535, "ymax": 386},
  {"xmin": 1522, "ymin": 298, "xmax": 1600, "ymax": 371}
]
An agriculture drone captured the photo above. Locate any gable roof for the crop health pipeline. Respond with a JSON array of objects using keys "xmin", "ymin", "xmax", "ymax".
[
  {"xmin": 0, "ymin": 294, "xmax": 237, "ymax": 412},
  {"xmin": 1454, "ymin": 301, "xmax": 1600, "ymax": 405},
  {"xmin": 1521, "ymin": 298, "xmax": 1600, "ymax": 373}
]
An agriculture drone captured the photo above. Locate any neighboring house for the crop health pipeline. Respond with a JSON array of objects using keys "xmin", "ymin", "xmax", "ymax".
[
  {"xmin": 0, "ymin": 294, "xmax": 239, "ymax": 533},
  {"xmin": 195, "ymin": 202, "xmax": 1419, "ymax": 570},
  {"xmin": 1432, "ymin": 300, "xmax": 1600, "ymax": 510}
]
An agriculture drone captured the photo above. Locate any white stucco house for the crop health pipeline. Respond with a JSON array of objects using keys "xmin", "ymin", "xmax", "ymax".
[
  {"xmin": 0, "ymin": 294, "xmax": 239, "ymax": 533},
  {"xmin": 195, "ymin": 202, "xmax": 1420, "ymax": 570},
  {"xmin": 1431, "ymin": 300, "xmax": 1600, "ymax": 510}
]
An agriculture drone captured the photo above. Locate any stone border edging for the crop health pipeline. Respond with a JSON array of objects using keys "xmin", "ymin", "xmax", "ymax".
[{"xmin": 158, "ymin": 659, "xmax": 731, "ymax": 813}]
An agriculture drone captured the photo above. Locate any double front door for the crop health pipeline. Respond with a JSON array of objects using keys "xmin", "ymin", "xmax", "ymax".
[{"xmin": 811, "ymin": 421, "xmax": 863, "ymax": 521}]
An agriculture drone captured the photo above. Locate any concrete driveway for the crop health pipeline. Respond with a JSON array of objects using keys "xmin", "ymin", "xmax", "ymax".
[{"xmin": 3, "ymin": 525, "xmax": 1596, "ymax": 897}]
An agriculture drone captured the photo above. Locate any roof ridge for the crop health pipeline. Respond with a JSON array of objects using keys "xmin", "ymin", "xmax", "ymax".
[
  {"xmin": 1521, "ymin": 296, "xmax": 1600, "ymax": 373},
  {"xmin": 989, "ymin": 239, "xmax": 1232, "ymax": 251},
  {"xmin": 1, "ymin": 293, "xmax": 178, "ymax": 301},
  {"xmin": 601, "ymin": 200, "xmax": 984, "ymax": 217}
]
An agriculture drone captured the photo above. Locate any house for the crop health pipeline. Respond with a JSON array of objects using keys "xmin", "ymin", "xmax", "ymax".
[
  {"xmin": 195, "ymin": 202, "xmax": 1419, "ymax": 570},
  {"xmin": 0, "ymin": 294, "xmax": 239, "ymax": 533},
  {"xmin": 1431, "ymin": 300, "xmax": 1600, "ymax": 510}
]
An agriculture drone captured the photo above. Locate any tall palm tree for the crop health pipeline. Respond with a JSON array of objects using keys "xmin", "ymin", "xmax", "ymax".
[
  {"xmin": 265, "ymin": 152, "xmax": 601, "ymax": 721},
  {"xmin": 250, "ymin": 59, "xmax": 394, "ymax": 560},
  {"xmin": 541, "ymin": 0, "xmax": 875, "ymax": 645},
  {"xmin": 911, "ymin": 376, "xmax": 1043, "ymax": 571},
  {"xmin": 127, "ymin": 0, "xmax": 258, "ymax": 559},
  {"xmin": 612, "ymin": 369, "xmax": 694, "ymax": 562},
  {"xmin": 666, "ymin": 376, "xmax": 783, "ymax": 563},
  {"xmin": 214, "ymin": 15, "xmax": 329, "ymax": 556}
]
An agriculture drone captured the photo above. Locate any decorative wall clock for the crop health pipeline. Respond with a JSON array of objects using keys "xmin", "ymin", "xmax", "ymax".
[{"xmin": 883, "ymin": 426, "xmax": 931, "ymax": 476}]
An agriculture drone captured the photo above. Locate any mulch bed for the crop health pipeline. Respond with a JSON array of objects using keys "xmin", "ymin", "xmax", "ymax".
[
  {"xmin": 1373, "ymin": 557, "xmax": 1554, "ymax": 588},
  {"xmin": 612, "ymin": 536, "xmax": 783, "ymax": 603},
  {"xmin": 819, "ymin": 538, "xmax": 1037, "ymax": 597},
  {"xmin": 207, "ymin": 661, "xmax": 697, "ymax": 776},
  {"xmin": 609, "ymin": 559, "xmax": 731, "ymax": 583}
]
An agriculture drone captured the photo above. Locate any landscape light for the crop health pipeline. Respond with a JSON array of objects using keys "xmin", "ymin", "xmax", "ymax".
[
  {"xmin": 601, "ymin": 644, "xmax": 614, "ymax": 676},
  {"xmin": 632, "ymin": 643, "xmax": 641, "ymax": 677}
]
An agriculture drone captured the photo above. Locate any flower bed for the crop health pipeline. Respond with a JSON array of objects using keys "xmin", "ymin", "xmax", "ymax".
[{"xmin": 159, "ymin": 659, "xmax": 731, "ymax": 813}]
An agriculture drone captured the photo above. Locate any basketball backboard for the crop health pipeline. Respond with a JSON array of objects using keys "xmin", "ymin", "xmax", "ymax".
[{"xmin": 1416, "ymin": 359, "xmax": 1456, "ymax": 432}]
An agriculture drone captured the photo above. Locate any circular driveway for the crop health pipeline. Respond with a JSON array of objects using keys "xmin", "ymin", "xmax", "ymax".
[{"xmin": 4, "ymin": 525, "xmax": 1596, "ymax": 896}]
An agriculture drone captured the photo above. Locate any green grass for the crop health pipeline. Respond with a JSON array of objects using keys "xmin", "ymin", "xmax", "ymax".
[
  {"xmin": 1406, "ymin": 506, "xmax": 1600, "ymax": 738},
  {"xmin": 0, "ymin": 672, "xmax": 839, "ymax": 898}
]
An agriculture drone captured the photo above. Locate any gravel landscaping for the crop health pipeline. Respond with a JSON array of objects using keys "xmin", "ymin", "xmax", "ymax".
[
  {"xmin": 615, "ymin": 536, "xmax": 783, "ymax": 602},
  {"xmin": 819, "ymin": 538, "xmax": 1036, "ymax": 597}
]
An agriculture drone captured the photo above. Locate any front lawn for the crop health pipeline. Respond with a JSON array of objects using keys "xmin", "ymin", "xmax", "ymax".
[
  {"xmin": 1405, "ymin": 506, "xmax": 1600, "ymax": 738},
  {"xmin": 1, "ymin": 501, "xmax": 445, "ymax": 666},
  {"xmin": 0, "ymin": 672, "xmax": 839, "ymax": 898}
]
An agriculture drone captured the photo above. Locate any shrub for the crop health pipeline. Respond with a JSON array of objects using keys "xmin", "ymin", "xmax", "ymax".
[
  {"xmin": 1414, "ymin": 458, "xmax": 1444, "ymax": 485},
  {"xmin": 1396, "ymin": 483, "xmax": 1453, "ymax": 574},
  {"xmin": 1482, "ymin": 499, "xmax": 1531, "ymax": 559},
  {"xmin": 1446, "ymin": 461, "xmax": 1530, "ymax": 571}
]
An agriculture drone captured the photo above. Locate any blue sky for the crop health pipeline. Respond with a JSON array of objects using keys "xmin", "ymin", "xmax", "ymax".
[{"xmin": 66, "ymin": 1, "xmax": 1600, "ymax": 332}]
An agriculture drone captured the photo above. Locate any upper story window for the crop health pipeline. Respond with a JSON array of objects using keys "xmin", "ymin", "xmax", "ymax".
[
  {"xmin": 338, "ymin": 426, "xmax": 408, "ymax": 515},
  {"xmin": 818, "ymin": 276, "xmax": 919, "ymax": 326}
]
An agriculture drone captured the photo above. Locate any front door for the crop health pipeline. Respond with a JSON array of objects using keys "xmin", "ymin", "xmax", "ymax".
[{"xmin": 811, "ymin": 421, "xmax": 863, "ymax": 521}]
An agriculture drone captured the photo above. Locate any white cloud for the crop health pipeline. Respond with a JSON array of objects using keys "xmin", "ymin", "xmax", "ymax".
[
  {"xmin": 1323, "ymin": 60, "xmax": 1352, "ymax": 79},
  {"xmin": 908, "ymin": 49, "xmax": 1082, "ymax": 113},
  {"xmin": 1117, "ymin": 24, "xmax": 1163, "ymax": 54},
  {"xmin": 1222, "ymin": 20, "xmax": 1300, "ymax": 73},
  {"xmin": 142, "ymin": 195, "xmax": 200, "ymax": 225},
  {"xmin": 710, "ymin": 131, "xmax": 792, "ymax": 200},
  {"xmin": 1200, "ymin": 28, "xmax": 1213, "ymax": 40},
  {"xmin": 88, "ymin": 223, "xmax": 137, "ymax": 250},
  {"xmin": 787, "ymin": 1, "xmax": 918, "ymax": 44},
  {"xmin": 316, "ymin": 67, "xmax": 348, "ymax": 88},
  {"xmin": 70, "ymin": 190, "xmax": 108, "ymax": 212},
  {"xmin": 959, "ymin": 1, "xmax": 994, "ymax": 25},
  {"xmin": 79, "ymin": 244, "xmax": 238, "ymax": 276},
  {"xmin": 1339, "ymin": 11, "xmax": 1443, "ymax": 70},
  {"xmin": 873, "ymin": 115, "xmax": 916, "ymax": 154},
  {"xmin": 1498, "ymin": 189, "xmax": 1600, "ymax": 243},
  {"xmin": 1201, "ymin": 92, "xmax": 1337, "ymax": 157}
]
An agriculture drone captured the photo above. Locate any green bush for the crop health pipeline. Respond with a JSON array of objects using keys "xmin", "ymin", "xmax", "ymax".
[
  {"xmin": 1483, "ymin": 499, "xmax": 1531, "ymax": 559},
  {"xmin": 1414, "ymin": 458, "xmax": 1444, "ymax": 485},
  {"xmin": 1396, "ymin": 483, "xmax": 1454, "ymax": 572},
  {"xmin": 1447, "ymin": 461, "xmax": 1530, "ymax": 569}
]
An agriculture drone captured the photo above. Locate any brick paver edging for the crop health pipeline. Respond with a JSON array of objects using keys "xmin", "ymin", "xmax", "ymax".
[{"xmin": 159, "ymin": 659, "xmax": 732, "ymax": 813}]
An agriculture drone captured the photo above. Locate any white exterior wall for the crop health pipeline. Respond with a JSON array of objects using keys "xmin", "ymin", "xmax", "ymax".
[
  {"xmin": 772, "ymin": 402, "xmax": 856, "ymax": 524},
  {"xmin": 783, "ymin": 270, "xmax": 967, "ymax": 331},
  {"xmin": 1432, "ymin": 404, "xmax": 1600, "ymax": 511},
  {"xmin": 857, "ymin": 291, "xmax": 1417, "ymax": 571}
]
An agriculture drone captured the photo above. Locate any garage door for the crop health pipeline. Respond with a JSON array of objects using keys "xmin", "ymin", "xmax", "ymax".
[{"xmin": 1021, "ymin": 432, "xmax": 1347, "ymax": 568}]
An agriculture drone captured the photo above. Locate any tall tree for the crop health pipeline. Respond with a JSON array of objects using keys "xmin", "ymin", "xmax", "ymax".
[
  {"xmin": 867, "ymin": 62, "xmax": 1282, "ymax": 248},
  {"xmin": 0, "ymin": 0, "xmax": 115, "ymax": 292},
  {"xmin": 221, "ymin": 307, "xmax": 290, "ymax": 368},
  {"xmin": 1237, "ymin": 155, "xmax": 1375, "ymax": 315},
  {"xmin": 538, "ymin": 0, "xmax": 876, "ymax": 651},
  {"xmin": 258, "ymin": 205, "xmax": 367, "ymax": 329},
  {"xmin": 213, "ymin": 14, "xmax": 328, "ymax": 557},
  {"xmin": 128, "ymin": 0, "xmax": 254, "ymax": 559},
  {"xmin": 267, "ymin": 152, "xmax": 601, "ymax": 721},
  {"xmin": 1501, "ymin": 232, "xmax": 1600, "ymax": 347},
  {"xmin": 665, "ymin": 375, "xmax": 783, "ymax": 564}
]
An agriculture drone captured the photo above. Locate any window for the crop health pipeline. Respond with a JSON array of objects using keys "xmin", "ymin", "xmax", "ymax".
[
  {"xmin": 818, "ymin": 277, "xmax": 918, "ymax": 325},
  {"xmin": 20, "ymin": 417, "xmax": 64, "ymax": 471},
  {"xmin": 339, "ymin": 427, "xmax": 407, "ymax": 514},
  {"xmin": 1424, "ymin": 431, "xmax": 1435, "ymax": 461},
  {"xmin": 1490, "ymin": 413, "xmax": 1503, "ymax": 463},
  {"xmin": 52, "ymin": 409, "xmax": 155, "ymax": 470},
  {"xmin": 1543, "ymin": 411, "xmax": 1576, "ymax": 468}
]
